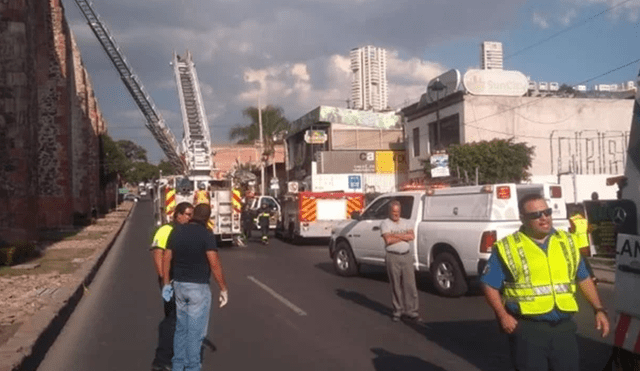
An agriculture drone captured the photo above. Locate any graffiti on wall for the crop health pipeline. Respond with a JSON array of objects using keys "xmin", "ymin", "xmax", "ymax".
[{"xmin": 550, "ymin": 130, "xmax": 630, "ymax": 175}]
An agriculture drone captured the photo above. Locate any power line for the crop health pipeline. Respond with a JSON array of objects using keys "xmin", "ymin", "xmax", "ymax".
[{"xmin": 505, "ymin": 0, "xmax": 636, "ymax": 60}]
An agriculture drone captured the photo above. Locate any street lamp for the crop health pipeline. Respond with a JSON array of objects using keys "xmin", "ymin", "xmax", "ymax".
[{"xmin": 428, "ymin": 79, "xmax": 447, "ymax": 152}]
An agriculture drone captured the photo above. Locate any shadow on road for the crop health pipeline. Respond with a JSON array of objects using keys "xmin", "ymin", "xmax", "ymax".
[
  {"xmin": 336, "ymin": 289, "xmax": 393, "ymax": 317},
  {"xmin": 371, "ymin": 348, "xmax": 447, "ymax": 371},
  {"xmin": 336, "ymin": 290, "xmax": 610, "ymax": 371}
]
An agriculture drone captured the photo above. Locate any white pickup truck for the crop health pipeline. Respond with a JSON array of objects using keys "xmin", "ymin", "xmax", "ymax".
[{"xmin": 329, "ymin": 183, "xmax": 569, "ymax": 297}]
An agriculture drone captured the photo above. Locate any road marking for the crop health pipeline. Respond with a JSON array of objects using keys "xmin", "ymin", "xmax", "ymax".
[{"xmin": 247, "ymin": 276, "xmax": 307, "ymax": 316}]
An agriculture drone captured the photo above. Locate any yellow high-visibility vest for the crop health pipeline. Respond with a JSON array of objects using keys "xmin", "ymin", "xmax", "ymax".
[
  {"xmin": 495, "ymin": 230, "xmax": 581, "ymax": 315},
  {"xmin": 151, "ymin": 224, "xmax": 173, "ymax": 250},
  {"xmin": 570, "ymin": 214, "xmax": 589, "ymax": 249}
]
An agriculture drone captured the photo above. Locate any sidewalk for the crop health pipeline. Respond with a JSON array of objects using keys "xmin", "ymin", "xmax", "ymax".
[{"xmin": 0, "ymin": 202, "xmax": 134, "ymax": 371}]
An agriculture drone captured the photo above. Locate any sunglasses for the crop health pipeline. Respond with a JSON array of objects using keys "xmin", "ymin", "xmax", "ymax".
[{"xmin": 523, "ymin": 208, "xmax": 552, "ymax": 220}]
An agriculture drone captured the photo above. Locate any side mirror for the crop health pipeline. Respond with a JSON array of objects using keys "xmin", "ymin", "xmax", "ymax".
[{"xmin": 350, "ymin": 211, "xmax": 361, "ymax": 220}]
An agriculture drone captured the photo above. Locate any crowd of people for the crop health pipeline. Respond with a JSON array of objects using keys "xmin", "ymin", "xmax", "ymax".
[{"xmin": 149, "ymin": 191, "xmax": 609, "ymax": 371}]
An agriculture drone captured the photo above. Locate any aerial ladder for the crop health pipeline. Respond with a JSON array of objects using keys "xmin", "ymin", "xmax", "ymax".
[
  {"xmin": 172, "ymin": 52, "xmax": 213, "ymax": 179},
  {"xmin": 72, "ymin": 0, "xmax": 187, "ymax": 174},
  {"xmin": 73, "ymin": 1, "xmax": 243, "ymax": 242}
]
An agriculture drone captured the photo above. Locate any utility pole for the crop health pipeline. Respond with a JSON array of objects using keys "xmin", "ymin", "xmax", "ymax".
[{"xmin": 258, "ymin": 97, "xmax": 265, "ymax": 195}]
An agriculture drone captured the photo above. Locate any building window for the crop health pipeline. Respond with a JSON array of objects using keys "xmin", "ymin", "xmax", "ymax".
[
  {"xmin": 429, "ymin": 113, "xmax": 460, "ymax": 153},
  {"xmin": 413, "ymin": 127, "xmax": 420, "ymax": 157}
]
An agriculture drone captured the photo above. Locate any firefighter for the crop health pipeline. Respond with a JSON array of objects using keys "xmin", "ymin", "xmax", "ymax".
[
  {"xmin": 241, "ymin": 203, "xmax": 254, "ymax": 241},
  {"xmin": 569, "ymin": 210, "xmax": 597, "ymax": 282},
  {"xmin": 193, "ymin": 182, "xmax": 210, "ymax": 206},
  {"xmin": 256, "ymin": 202, "xmax": 271, "ymax": 245}
]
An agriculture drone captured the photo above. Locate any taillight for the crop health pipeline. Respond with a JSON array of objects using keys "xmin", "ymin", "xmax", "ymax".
[
  {"xmin": 496, "ymin": 186, "xmax": 511, "ymax": 199},
  {"xmin": 550, "ymin": 186, "xmax": 562, "ymax": 198},
  {"xmin": 480, "ymin": 231, "xmax": 497, "ymax": 253}
]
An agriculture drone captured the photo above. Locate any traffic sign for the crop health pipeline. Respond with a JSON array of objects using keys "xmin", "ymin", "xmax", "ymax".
[
  {"xmin": 348, "ymin": 175, "xmax": 361, "ymax": 190},
  {"xmin": 119, "ymin": 188, "xmax": 129, "ymax": 194}
]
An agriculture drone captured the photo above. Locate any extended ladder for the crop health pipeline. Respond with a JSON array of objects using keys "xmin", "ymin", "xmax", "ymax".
[
  {"xmin": 172, "ymin": 52, "xmax": 213, "ymax": 177},
  {"xmin": 72, "ymin": 0, "xmax": 187, "ymax": 174}
]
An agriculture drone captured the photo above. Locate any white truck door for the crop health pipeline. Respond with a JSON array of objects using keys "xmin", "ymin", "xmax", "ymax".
[{"xmin": 349, "ymin": 197, "xmax": 392, "ymax": 263}]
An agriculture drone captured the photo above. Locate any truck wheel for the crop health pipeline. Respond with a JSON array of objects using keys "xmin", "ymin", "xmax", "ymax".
[
  {"xmin": 431, "ymin": 252, "xmax": 468, "ymax": 297},
  {"xmin": 333, "ymin": 241, "xmax": 358, "ymax": 276}
]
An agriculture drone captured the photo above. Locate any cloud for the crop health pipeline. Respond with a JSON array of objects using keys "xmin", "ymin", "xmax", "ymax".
[
  {"xmin": 560, "ymin": 8, "xmax": 578, "ymax": 25},
  {"xmin": 533, "ymin": 12, "xmax": 551, "ymax": 29}
]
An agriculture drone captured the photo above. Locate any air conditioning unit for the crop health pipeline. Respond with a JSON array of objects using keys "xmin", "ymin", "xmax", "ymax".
[{"xmin": 287, "ymin": 181, "xmax": 299, "ymax": 194}]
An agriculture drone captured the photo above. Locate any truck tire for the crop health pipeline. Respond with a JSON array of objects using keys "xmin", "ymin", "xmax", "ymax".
[
  {"xmin": 333, "ymin": 241, "xmax": 359, "ymax": 277},
  {"xmin": 431, "ymin": 252, "xmax": 468, "ymax": 297}
]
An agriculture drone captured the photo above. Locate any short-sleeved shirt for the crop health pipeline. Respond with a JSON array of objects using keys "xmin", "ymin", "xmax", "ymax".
[
  {"xmin": 167, "ymin": 222, "xmax": 218, "ymax": 284},
  {"xmin": 480, "ymin": 228, "xmax": 590, "ymax": 321},
  {"xmin": 380, "ymin": 218, "xmax": 413, "ymax": 254},
  {"xmin": 151, "ymin": 224, "xmax": 173, "ymax": 250}
]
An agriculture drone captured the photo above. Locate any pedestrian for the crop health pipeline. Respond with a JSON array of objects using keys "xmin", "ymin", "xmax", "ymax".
[
  {"xmin": 569, "ymin": 209, "xmax": 597, "ymax": 282},
  {"xmin": 150, "ymin": 202, "xmax": 193, "ymax": 371},
  {"xmin": 162, "ymin": 203, "xmax": 228, "ymax": 371},
  {"xmin": 481, "ymin": 193, "xmax": 610, "ymax": 371},
  {"xmin": 241, "ymin": 203, "xmax": 253, "ymax": 241},
  {"xmin": 381, "ymin": 200, "xmax": 423, "ymax": 324},
  {"xmin": 256, "ymin": 202, "xmax": 271, "ymax": 245}
]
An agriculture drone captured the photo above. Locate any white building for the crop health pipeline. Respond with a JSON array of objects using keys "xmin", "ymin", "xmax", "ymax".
[
  {"xmin": 481, "ymin": 41, "xmax": 503, "ymax": 70},
  {"xmin": 350, "ymin": 46, "xmax": 388, "ymax": 111},
  {"xmin": 401, "ymin": 91, "xmax": 633, "ymax": 180}
]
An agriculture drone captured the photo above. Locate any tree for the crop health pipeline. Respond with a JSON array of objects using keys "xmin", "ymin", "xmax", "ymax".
[
  {"xmin": 116, "ymin": 139, "xmax": 148, "ymax": 162},
  {"xmin": 101, "ymin": 134, "xmax": 130, "ymax": 182},
  {"xmin": 436, "ymin": 138, "xmax": 535, "ymax": 184},
  {"xmin": 158, "ymin": 159, "xmax": 177, "ymax": 176},
  {"xmin": 229, "ymin": 105, "xmax": 290, "ymax": 155},
  {"xmin": 127, "ymin": 161, "xmax": 159, "ymax": 184}
]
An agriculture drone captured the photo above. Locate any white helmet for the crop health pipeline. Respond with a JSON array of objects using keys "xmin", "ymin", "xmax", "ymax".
[{"xmin": 198, "ymin": 182, "xmax": 206, "ymax": 190}]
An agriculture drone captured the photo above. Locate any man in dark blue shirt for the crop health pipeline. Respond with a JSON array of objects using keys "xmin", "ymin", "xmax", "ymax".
[
  {"xmin": 481, "ymin": 193, "xmax": 609, "ymax": 371},
  {"xmin": 162, "ymin": 203, "xmax": 228, "ymax": 371}
]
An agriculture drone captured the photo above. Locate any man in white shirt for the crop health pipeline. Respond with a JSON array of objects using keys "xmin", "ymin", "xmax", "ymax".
[{"xmin": 380, "ymin": 200, "xmax": 422, "ymax": 323}]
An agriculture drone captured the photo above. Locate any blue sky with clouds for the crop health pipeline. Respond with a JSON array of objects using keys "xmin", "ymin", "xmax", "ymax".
[{"xmin": 61, "ymin": 0, "xmax": 640, "ymax": 163}]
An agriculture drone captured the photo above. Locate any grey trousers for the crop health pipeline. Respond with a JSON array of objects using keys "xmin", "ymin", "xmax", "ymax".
[{"xmin": 385, "ymin": 251, "xmax": 419, "ymax": 318}]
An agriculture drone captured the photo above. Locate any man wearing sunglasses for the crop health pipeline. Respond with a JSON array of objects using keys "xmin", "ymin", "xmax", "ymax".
[{"xmin": 481, "ymin": 193, "xmax": 609, "ymax": 371}]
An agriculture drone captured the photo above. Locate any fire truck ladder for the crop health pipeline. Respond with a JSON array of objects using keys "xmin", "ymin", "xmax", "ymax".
[
  {"xmin": 172, "ymin": 52, "xmax": 213, "ymax": 177},
  {"xmin": 72, "ymin": 0, "xmax": 187, "ymax": 174}
]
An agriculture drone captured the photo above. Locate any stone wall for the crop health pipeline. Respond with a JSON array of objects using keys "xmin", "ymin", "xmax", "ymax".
[{"xmin": 0, "ymin": 0, "xmax": 111, "ymax": 242}]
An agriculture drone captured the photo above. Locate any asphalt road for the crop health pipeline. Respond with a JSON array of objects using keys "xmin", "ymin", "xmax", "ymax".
[{"xmin": 37, "ymin": 198, "xmax": 616, "ymax": 371}]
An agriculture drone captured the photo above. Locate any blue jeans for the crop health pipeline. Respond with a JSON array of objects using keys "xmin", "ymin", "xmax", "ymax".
[{"xmin": 172, "ymin": 282, "xmax": 212, "ymax": 371}]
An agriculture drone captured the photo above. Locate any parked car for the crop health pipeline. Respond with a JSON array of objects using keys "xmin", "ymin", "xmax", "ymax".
[
  {"xmin": 123, "ymin": 193, "xmax": 140, "ymax": 202},
  {"xmin": 328, "ymin": 183, "xmax": 569, "ymax": 297}
]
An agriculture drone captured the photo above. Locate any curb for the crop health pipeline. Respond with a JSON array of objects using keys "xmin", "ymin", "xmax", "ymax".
[{"xmin": 0, "ymin": 203, "xmax": 135, "ymax": 371}]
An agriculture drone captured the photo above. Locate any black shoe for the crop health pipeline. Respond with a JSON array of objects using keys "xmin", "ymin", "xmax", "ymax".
[
  {"xmin": 151, "ymin": 364, "xmax": 171, "ymax": 371},
  {"xmin": 404, "ymin": 316, "xmax": 425, "ymax": 325}
]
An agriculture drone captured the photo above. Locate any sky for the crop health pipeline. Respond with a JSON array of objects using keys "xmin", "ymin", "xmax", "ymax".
[{"xmin": 61, "ymin": 0, "xmax": 640, "ymax": 164}]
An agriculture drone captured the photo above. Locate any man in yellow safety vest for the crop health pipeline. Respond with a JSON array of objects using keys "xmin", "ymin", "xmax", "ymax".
[
  {"xmin": 481, "ymin": 193, "xmax": 610, "ymax": 371},
  {"xmin": 193, "ymin": 182, "xmax": 210, "ymax": 206},
  {"xmin": 150, "ymin": 202, "xmax": 194, "ymax": 371}
]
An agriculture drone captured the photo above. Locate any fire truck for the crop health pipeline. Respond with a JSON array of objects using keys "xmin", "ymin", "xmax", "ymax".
[
  {"xmin": 279, "ymin": 182, "xmax": 365, "ymax": 242},
  {"xmin": 74, "ymin": 1, "xmax": 241, "ymax": 242}
]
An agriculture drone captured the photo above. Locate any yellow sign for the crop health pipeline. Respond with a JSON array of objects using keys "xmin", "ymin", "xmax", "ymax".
[{"xmin": 375, "ymin": 151, "xmax": 395, "ymax": 174}]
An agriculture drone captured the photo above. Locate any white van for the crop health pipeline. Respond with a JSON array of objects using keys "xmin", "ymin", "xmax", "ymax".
[{"xmin": 329, "ymin": 183, "xmax": 569, "ymax": 297}]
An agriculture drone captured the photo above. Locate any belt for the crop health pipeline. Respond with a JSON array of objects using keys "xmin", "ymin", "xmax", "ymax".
[
  {"xmin": 517, "ymin": 316, "xmax": 572, "ymax": 327},
  {"xmin": 387, "ymin": 250, "xmax": 410, "ymax": 255}
]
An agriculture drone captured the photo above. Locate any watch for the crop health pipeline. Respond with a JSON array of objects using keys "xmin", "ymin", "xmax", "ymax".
[{"xmin": 593, "ymin": 307, "xmax": 608, "ymax": 315}]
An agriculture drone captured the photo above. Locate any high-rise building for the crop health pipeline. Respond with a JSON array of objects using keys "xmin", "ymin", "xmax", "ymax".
[
  {"xmin": 350, "ymin": 46, "xmax": 388, "ymax": 111},
  {"xmin": 481, "ymin": 41, "xmax": 503, "ymax": 70}
]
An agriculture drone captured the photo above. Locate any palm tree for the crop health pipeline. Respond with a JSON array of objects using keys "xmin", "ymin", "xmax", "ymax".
[{"xmin": 229, "ymin": 105, "xmax": 290, "ymax": 155}]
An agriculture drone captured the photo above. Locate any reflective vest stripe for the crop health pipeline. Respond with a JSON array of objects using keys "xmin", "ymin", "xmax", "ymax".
[
  {"xmin": 232, "ymin": 190, "xmax": 242, "ymax": 214},
  {"xmin": 165, "ymin": 188, "xmax": 176, "ymax": 216},
  {"xmin": 513, "ymin": 234, "xmax": 532, "ymax": 285},
  {"xmin": 501, "ymin": 236, "xmax": 520, "ymax": 282}
]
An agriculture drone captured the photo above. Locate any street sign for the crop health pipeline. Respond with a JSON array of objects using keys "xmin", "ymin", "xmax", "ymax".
[
  {"xmin": 348, "ymin": 175, "xmax": 361, "ymax": 190},
  {"xmin": 615, "ymin": 234, "xmax": 640, "ymax": 318},
  {"xmin": 304, "ymin": 130, "xmax": 328, "ymax": 144},
  {"xmin": 119, "ymin": 188, "xmax": 129, "ymax": 194}
]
